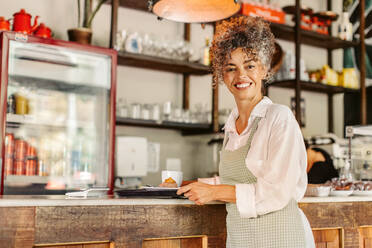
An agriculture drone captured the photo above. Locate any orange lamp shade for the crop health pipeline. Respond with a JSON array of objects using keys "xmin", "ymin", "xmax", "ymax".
[{"xmin": 150, "ymin": 0, "xmax": 241, "ymax": 23}]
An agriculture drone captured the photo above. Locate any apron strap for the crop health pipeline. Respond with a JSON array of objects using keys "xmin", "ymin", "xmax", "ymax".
[
  {"xmin": 222, "ymin": 130, "xmax": 229, "ymax": 149},
  {"xmin": 242, "ymin": 117, "xmax": 263, "ymax": 155}
]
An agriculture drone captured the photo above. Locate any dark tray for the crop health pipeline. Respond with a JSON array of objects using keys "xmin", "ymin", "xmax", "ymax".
[{"xmin": 115, "ymin": 188, "xmax": 186, "ymax": 199}]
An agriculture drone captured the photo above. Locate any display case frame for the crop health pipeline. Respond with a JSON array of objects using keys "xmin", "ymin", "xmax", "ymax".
[{"xmin": 0, "ymin": 31, "xmax": 117, "ymax": 195}]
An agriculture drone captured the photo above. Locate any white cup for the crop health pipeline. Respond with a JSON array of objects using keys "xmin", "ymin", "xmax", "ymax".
[{"xmin": 161, "ymin": 170, "xmax": 183, "ymax": 187}]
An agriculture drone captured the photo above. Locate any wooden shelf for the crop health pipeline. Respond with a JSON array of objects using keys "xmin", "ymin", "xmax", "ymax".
[
  {"xmin": 117, "ymin": 52, "xmax": 211, "ymax": 75},
  {"xmin": 270, "ymin": 23, "xmax": 358, "ymax": 50},
  {"xmin": 116, "ymin": 117, "xmax": 214, "ymax": 134},
  {"xmin": 269, "ymin": 80, "xmax": 359, "ymax": 94}
]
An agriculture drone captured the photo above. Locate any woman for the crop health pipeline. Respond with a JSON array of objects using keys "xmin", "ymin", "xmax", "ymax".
[
  {"xmin": 306, "ymin": 141, "xmax": 339, "ymax": 184},
  {"xmin": 176, "ymin": 16, "xmax": 315, "ymax": 247}
]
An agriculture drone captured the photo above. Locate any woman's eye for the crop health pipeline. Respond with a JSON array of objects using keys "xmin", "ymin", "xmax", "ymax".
[
  {"xmin": 226, "ymin": 68, "xmax": 236, "ymax": 72},
  {"xmin": 246, "ymin": 64, "xmax": 255, "ymax": 69}
]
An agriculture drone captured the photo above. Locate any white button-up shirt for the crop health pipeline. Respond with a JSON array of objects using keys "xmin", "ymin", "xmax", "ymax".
[{"xmin": 220, "ymin": 96, "xmax": 308, "ymax": 218}]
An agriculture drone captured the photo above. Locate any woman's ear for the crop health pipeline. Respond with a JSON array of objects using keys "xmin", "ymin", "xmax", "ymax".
[{"xmin": 263, "ymin": 67, "xmax": 273, "ymax": 81}]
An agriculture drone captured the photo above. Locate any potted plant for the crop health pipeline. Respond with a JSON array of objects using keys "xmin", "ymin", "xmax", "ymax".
[{"xmin": 68, "ymin": 0, "xmax": 108, "ymax": 44}]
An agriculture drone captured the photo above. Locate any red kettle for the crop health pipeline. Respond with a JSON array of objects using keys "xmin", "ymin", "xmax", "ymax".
[
  {"xmin": 0, "ymin": 17, "xmax": 10, "ymax": 31},
  {"xmin": 34, "ymin": 23, "xmax": 52, "ymax": 38},
  {"xmin": 12, "ymin": 9, "xmax": 39, "ymax": 34}
]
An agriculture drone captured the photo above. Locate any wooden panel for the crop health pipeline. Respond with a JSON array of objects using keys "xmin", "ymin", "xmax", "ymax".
[
  {"xmin": 313, "ymin": 228, "xmax": 341, "ymax": 242},
  {"xmin": 0, "ymin": 207, "xmax": 35, "ymax": 248},
  {"xmin": 143, "ymin": 236, "xmax": 207, "ymax": 248},
  {"xmin": 316, "ymin": 243, "xmax": 326, "ymax": 248},
  {"xmin": 143, "ymin": 239, "xmax": 180, "ymax": 248},
  {"xmin": 364, "ymin": 239, "xmax": 372, "ymax": 248},
  {"xmin": 34, "ymin": 205, "xmax": 226, "ymax": 248},
  {"xmin": 312, "ymin": 228, "xmax": 342, "ymax": 248},
  {"xmin": 181, "ymin": 237, "xmax": 207, "ymax": 248},
  {"xmin": 358, "ymin": 226, "xmax": 372, "ymax": 248}
]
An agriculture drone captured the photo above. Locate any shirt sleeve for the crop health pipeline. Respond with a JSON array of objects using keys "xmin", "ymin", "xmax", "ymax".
[
  {"xmin": 198, "ymin": 176, "xmax": 221, "ymax": 185},
  {"xmin": 235, "ymin": 117, "xmax": 307, "ymax": 218}
]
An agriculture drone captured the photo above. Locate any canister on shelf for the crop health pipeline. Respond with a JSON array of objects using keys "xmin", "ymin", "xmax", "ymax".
[
  {"xmin": 14, "ymin": 159, "xmax": 25, "ymax": 175},
  {"xmin": 15, "ymin": 139, "xmax": 27, "ymax": 160},
  {"xmin": 26, "ymin": 145, "xmax": 37, "ymax": 159},
  {"xmin": 4, "ymin": 157, "xmax": 13, "ymax": 176},
  {"xmin": 5, "ymin": 133, "xmax": 15, "ymax": 156},
  {"xmin": 15, "ymin": 93, "xmax": 28, "ymax": 115},
  {"xmin": 25, "ymin": 159, "xmax": 37, "ymax": 176}
]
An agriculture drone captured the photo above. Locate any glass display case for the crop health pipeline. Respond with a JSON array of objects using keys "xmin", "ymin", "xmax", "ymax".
[{"xmin": 0, "ymin": 31, "xmax": 117, "ymax": 194}]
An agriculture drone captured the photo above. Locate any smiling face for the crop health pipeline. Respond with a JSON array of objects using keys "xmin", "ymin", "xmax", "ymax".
[{"xmin": 223, "ymin": 47, "xmax": 267, "ymax": 103}]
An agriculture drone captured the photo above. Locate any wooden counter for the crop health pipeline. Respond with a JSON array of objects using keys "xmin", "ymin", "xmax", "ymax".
[{"xmin": 1, "ymin": 196, "xmax": 372, "ymax": 248}]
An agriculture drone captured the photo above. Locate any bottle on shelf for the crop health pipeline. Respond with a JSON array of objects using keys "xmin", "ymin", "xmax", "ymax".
[
  {"xmin": 200, "ymin": 37, "xmax": 211, "ymax": 66},
  {"xmin": 7, "ymin": 94, "xmax": 15, "ymax": 114},
  {"xmin": 338, "ymin": 12, "xmax": 353, "ymax": 41}
]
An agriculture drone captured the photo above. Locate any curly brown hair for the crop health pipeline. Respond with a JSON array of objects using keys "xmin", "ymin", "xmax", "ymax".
[{"xmin": 210, "ymin": 15, "xmax": 276, "ymax": 88}]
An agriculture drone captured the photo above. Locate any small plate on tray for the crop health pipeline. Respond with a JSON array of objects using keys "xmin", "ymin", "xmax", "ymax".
[
  {"xmin": 329, "ymin": 190, "xmax": 353, "ymax": 197},
  {"xmin": 352, "ymin": 190, "xmax": 372, "ymax": 196}
]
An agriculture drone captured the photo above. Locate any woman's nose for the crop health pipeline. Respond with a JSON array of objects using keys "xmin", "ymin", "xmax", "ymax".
[
  {"xmin": 238, "ymin": 67, "xmax": 249, "ymax": 79},
  {"xmin": 239, "ymin": 74, "xmax": 249, "ymax": 81}
]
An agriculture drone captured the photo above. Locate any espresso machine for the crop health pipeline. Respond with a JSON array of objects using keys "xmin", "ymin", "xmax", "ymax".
[{"xmin": 344, "ymin": 125, "xmax": 372, "ymax": 180}]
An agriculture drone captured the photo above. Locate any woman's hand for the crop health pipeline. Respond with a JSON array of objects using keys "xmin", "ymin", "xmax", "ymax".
[{"xmin": 177, "ymin": 182, "xmax": 216, "ymax": 205}]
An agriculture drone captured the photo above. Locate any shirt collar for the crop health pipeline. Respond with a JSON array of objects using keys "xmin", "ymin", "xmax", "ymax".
[{"xmin": 223, "ymin": 96, "xmax": 272, "ymax": 133}]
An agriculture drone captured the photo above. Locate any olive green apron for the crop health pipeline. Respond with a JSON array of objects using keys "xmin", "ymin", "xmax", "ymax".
[{"xmin": 219, "ymin": 117, "xmax": 306, "ymax": 248}]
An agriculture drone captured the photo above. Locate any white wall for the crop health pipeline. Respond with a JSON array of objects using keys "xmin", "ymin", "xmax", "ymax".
[{"xmin": 2, "ymin": 0, "xmax": 347, "ymax": 182}]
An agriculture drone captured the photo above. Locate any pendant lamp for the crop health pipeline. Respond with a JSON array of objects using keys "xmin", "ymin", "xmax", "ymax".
[{"xmin": 148, "ymin": 0, "xmax": 241, "ymax": 23}]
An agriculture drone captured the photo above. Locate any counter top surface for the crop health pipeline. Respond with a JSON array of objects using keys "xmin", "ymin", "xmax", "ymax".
[
  {"xmin": 0, "ymin": 195, "xmax": 199, "ymax": 207},
  {"xmin": 0, "ymin": 195, "xmax": 372, "ymax": 207}
]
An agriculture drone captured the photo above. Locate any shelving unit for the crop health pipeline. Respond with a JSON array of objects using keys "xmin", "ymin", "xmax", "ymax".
[
  {"xmin": 268, "ymin": 0, "xmax": 366, "ymax": 133},
  {"xmin": 107, "ymin": 0, "xmax": 366, "ymax": 133},
  {"xmin": 108, "ymin": 0, "xmax": 215, "ymax": 134}
]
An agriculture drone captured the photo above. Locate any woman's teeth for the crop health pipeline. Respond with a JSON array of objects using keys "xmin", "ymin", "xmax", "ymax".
[{"xmin": 235, "ymin": 82, "xmax": 252, "ymax": 88}]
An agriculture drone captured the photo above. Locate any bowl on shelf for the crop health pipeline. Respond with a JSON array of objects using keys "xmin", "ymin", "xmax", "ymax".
[{"xmin": 305, "ymin": 184, "xmax": 331, "ymax": 197}]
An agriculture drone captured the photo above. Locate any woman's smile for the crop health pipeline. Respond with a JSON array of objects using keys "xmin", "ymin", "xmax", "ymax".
[{"xmin": 234, "ymin": 81, "xmax": 254, "ymax": 90}]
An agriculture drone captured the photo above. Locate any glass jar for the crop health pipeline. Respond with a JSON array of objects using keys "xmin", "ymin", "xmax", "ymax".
[
  {"xmin": 141, "ymin": 104, "xmax": 150, "ymax": 120},
  {"xmin": 162, "ymin": 101, "xmax": 172, "ymax": 121},
  {"xmin": 15, "ymin": 87, "xmax": 28, "ymax": 115},
  {"xmin": 130, "ymin": 103, "xmax": 141, "ymax": 119}
]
